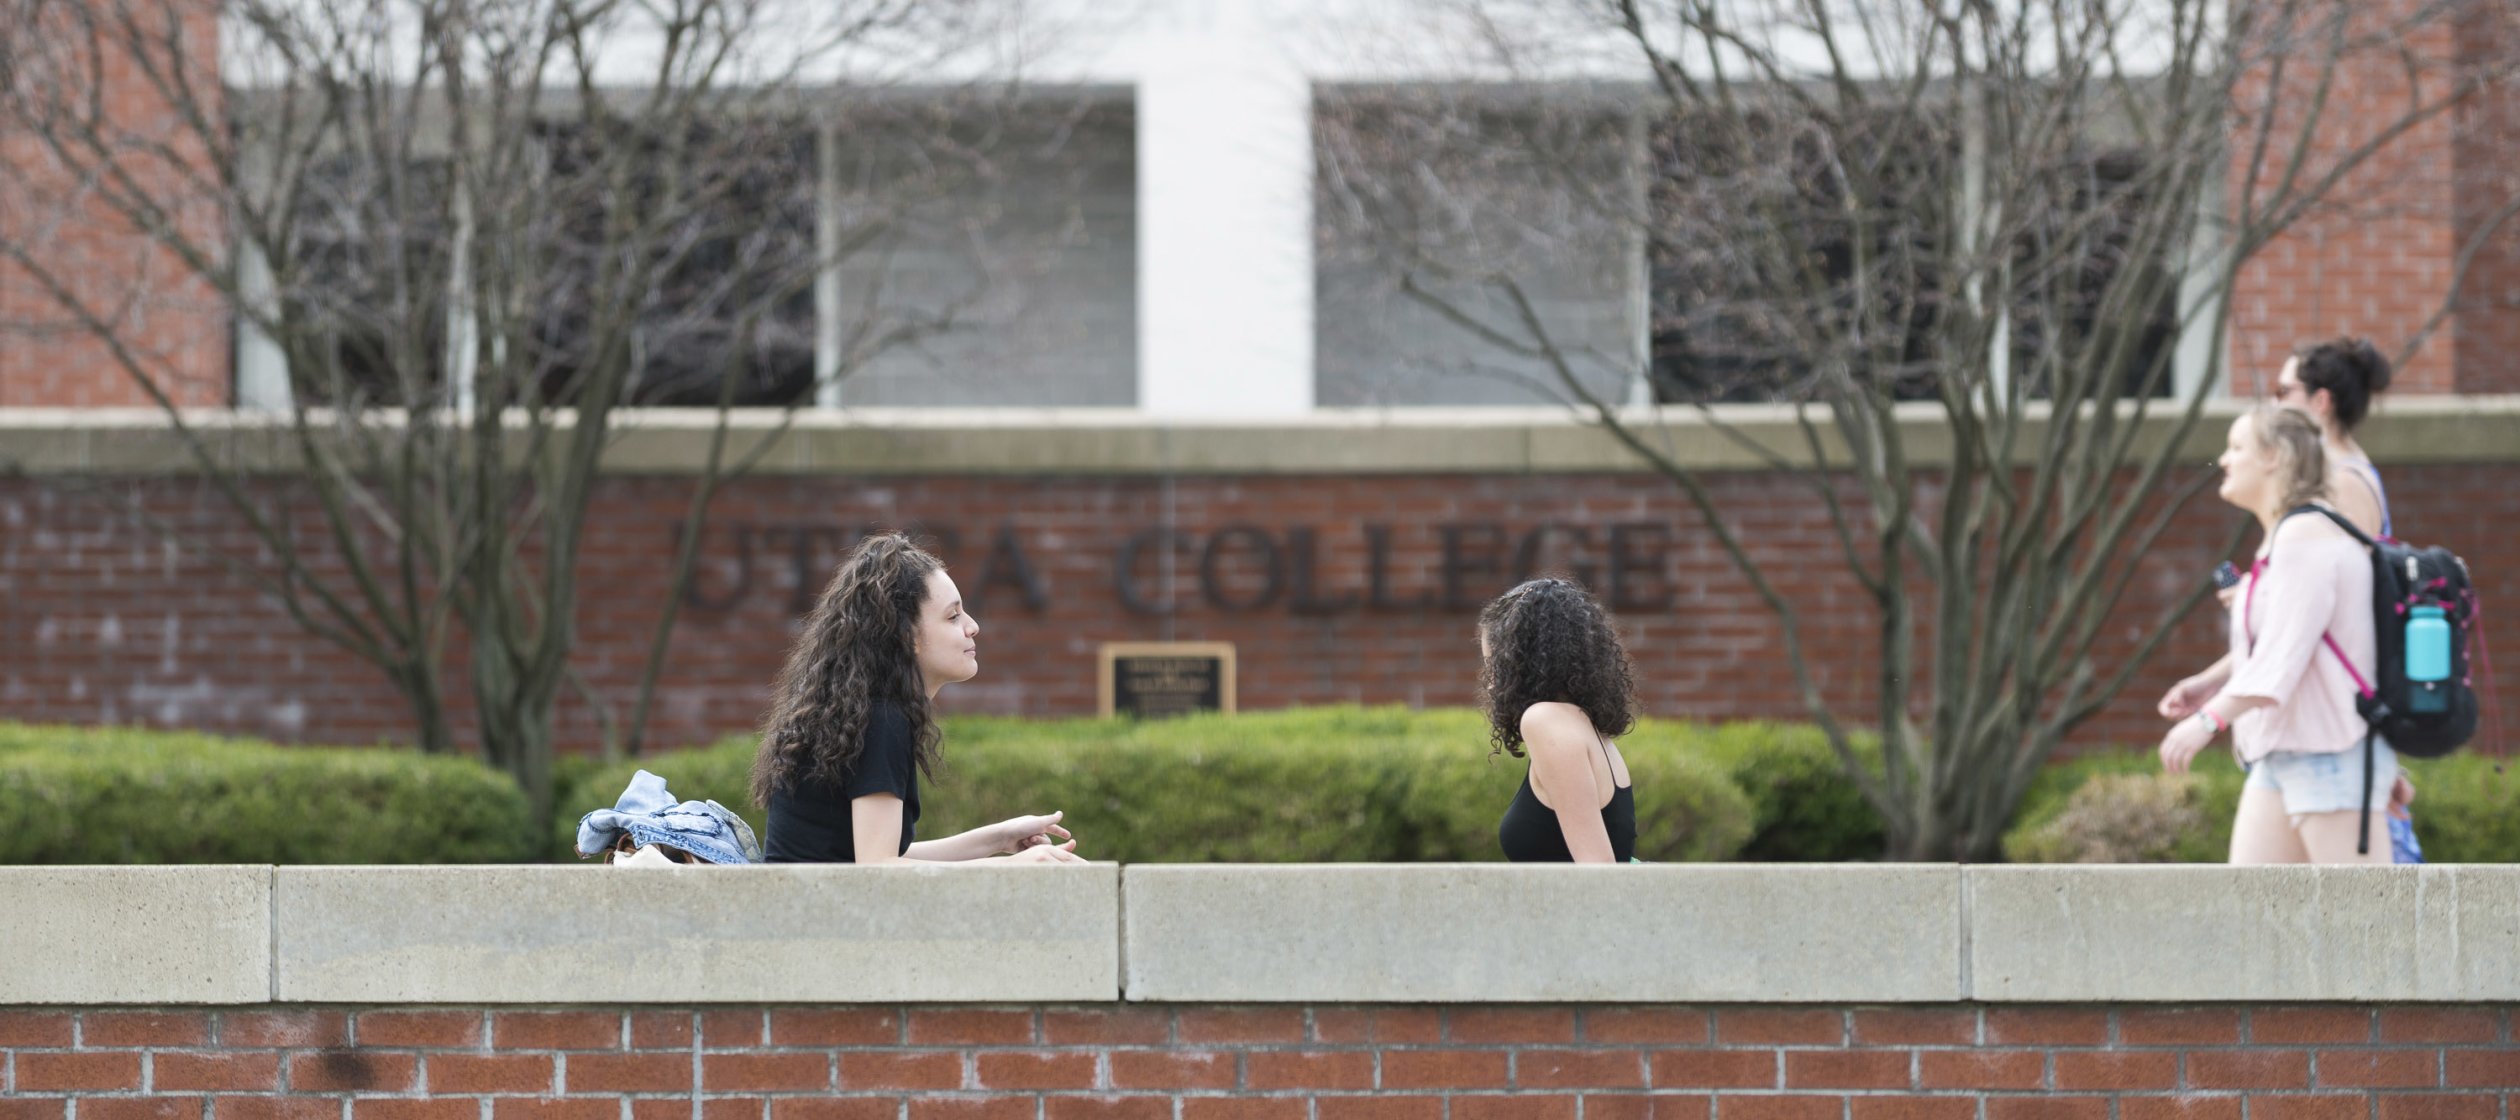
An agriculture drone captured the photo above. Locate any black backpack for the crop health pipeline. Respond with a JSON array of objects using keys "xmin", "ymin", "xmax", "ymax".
[{"xmin": 2286, "ymin": 506, "xmax": 2481, "ymax": 851}]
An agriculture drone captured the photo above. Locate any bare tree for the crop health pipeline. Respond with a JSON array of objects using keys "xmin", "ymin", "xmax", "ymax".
[
  {"xmin": 1321, "ymin": 0, "xmax": 2520, "ymax": 859},
  {"xmin": 0, "ymin": 0, "xmax": 1061, "ymax": 823}
]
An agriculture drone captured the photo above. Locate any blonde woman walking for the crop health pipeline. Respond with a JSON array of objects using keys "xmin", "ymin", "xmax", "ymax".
[{"xmin": 2158, "ymin": 405, "xmax": 2396, "ymax": 864}]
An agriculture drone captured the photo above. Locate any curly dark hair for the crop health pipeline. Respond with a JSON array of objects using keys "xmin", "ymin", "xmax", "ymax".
[
  {"xmin": 2294, "ymin": 336, "xmax": 2393, "ymax": 431},
  {"xmin": 750, "ymin": 532, "xmax": 946, "ymax": 806},
  {"xmin": 1476, "ymin": 577, "xmax": 1638, "ymax": 758}
]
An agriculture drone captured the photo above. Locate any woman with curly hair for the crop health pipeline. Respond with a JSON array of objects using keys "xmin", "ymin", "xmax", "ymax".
[
  {"xmin": 753, "ymin": 532, "xmax": 1084, "ymax": 865},
  {"xmin": 1479, "ymin": 577, "xmax": 1638, "ymax": 863}
]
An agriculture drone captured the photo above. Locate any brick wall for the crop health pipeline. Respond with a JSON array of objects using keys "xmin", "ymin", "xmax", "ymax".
[
  {"xmin": 2, "ymin": 1003, "xmax": 2514, "ymax": 1120},
  {"xmin": 8, "ymin": 459, "xmax": 2518, "ymax": 755},
  {"xmin": 0, "ymin": 0, "xmax": 229, "ymax": 410}
]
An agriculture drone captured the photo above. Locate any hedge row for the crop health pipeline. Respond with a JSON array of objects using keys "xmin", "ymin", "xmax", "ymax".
[
  {"xmin": 0, "ymin": 723, "xmax": 537, "ymax": 864},
  {"xmin": 7, "ymin": 712, "xmax": 2514, "ymax": 864},
  {"xmin": 553, "ymin": 707, "xmax": 1772, "ymax": 864}
]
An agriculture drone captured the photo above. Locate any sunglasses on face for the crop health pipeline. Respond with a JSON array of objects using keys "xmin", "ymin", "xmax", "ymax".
[{"xmin": 609, "ymin": 835, "xmax": 702, "ymax": 864}]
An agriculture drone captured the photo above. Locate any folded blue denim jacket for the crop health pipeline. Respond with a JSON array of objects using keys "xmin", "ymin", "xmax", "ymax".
[{"xmin": 575, "ymin": 769, "xmax": 762, "ymax": 865}]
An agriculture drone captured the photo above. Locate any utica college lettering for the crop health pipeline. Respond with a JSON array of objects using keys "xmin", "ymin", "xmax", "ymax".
[{"xmin": 681, "ymin": 521, "xmax": 1678, "ymax": 616}]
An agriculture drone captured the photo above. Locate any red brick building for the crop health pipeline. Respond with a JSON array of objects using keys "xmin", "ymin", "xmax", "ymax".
[{"xmin": 3, "ymin": 0, "xmax": 2516, "ymax": 756}]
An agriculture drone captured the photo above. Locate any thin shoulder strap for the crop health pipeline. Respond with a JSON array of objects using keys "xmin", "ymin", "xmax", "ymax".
[
  {"xmin": 2339, "ymin": 464, "xmax": 2394, "ymax": 539},
  {"xmin": 2340, "ymin": 462, "xmax": 2386, "ymax": 505},
  {"xmin": 1592, "ymin": 732, "xmax": 1633, "ymax": 792}
]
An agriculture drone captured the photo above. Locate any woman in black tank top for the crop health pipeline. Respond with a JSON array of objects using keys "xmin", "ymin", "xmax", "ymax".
[{"xmin": 1478, "ymin": 579, "xmax": 1639, "ymax": 863}]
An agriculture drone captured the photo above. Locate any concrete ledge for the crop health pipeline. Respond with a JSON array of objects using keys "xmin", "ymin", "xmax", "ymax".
[
  {"xmin": 0, "ymin": 866, "xmax": 271, "ymax": 1004},
  {"xmin": 1120, "ymin": 864, "xmax": 1964, "ymax": 1003},
  {"xmin": 1967, "ymin": 865, "xmax": 2520, "ymax": 1002},
  {"xmin": 273, "ymin": 865, "xmax": 1119, "ymax": 1003},
  {"xmin": 10, "ymin": 864, "xmax": 2517, "ymax": 1004},
  {"xmin": 5, "ymin": 395, "xmax": 2515, "ymax": 475}
]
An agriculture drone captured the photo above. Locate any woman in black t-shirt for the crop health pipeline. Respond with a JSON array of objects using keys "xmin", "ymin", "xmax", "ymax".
[
  {"xmin": 753, "ymin": 533, "xmax": 1084, "ymax": 865},
  {"xmin": 1479, "ymin": 578, "xmax": 1638, "ymax": 863}
]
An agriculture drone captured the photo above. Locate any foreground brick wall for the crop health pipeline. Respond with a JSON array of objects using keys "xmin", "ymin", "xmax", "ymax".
[
  {"xmin": 7, "ymin": 460, "xmax": 2519, "ymax": 754},
  {"xmin": 1, "ymin": 1003, "xmax": 2514, "ymax": 1120}
]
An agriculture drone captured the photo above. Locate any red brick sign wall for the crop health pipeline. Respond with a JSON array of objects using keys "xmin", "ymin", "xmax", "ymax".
[{"xmin": 6, "ymin": 463, "xmax": 2515, "ymax": 754}]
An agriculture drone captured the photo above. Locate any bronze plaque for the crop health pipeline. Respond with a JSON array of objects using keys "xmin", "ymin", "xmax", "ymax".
[{"xmin": 1098, "ymin": 642, "xmax": 1237, "ymax": 719}]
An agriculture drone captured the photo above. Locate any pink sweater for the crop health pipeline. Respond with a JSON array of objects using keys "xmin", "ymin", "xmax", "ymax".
[{"xmin": 2224, "ymin": 517, "xmax": 2377, "ymax": 763}]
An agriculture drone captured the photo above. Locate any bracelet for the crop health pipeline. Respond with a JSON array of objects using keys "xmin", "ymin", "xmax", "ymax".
[{"xmin": 2194, "ymin": 708, "xmax": 2227, "ymax": 735}]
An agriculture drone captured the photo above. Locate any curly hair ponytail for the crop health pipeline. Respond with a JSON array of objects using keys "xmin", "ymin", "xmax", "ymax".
[{"xmin": 750, "ymin": 532, "xmax": 945, "ymax": 806}]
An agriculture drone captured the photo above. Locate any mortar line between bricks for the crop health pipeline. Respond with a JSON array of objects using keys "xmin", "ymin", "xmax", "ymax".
[{"xmin": 687, "ymin": 1010, "xmax": 702, "ymax": 1120}]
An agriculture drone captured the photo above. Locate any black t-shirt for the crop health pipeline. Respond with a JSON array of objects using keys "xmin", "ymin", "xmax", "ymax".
[{"xmin": 762, "ymin": 700, "xmax": 921, "ymax": 862}]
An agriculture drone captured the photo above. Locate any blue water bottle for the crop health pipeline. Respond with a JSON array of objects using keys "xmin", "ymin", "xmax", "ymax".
[{"xmin": 2407, "ymin": 605, "xmax": 2451, "ymax": 713}]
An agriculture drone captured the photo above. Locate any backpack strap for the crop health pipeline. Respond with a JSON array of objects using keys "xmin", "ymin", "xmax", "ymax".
[
  {"xmin": 2291, "ymin": 502, "xmax": 2376, "ymax": 548},
  {"xmin": 2322, "ymin": 633, "xmax": 2378, "ymax": 700},
  {"xmin": 2287, "ymin": 503, "xmax": 2384, "ymax": 856},
  {"xmin": 2358, "ymin": 725, "xmax": 2375, "ymax": 857},
  {"xmin": 2245, "ymin": 507, "xmax": 2379, "ymax": 691}
]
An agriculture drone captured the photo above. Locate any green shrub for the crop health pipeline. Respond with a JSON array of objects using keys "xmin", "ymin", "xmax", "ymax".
[
  {"xmin": 557, "ymin": 706, "xmax": 1754, "ymax": 863},
  {"xmin": 2397, "ymin": 752, "xmax": 2520, "ymax": 862},
  {"xmin": 2003, "ymin": 749, "xmax": 2244, "ymax": 863},
  {"xmin": 2004, "ymin": 771, "xmax": 2228, "ymax": 863},
  {"xmin": 2002, "ymin": 746, "xmax": 2520, "ymax": 863},
  {"xmin": 1691, "ymin": 722, "xmax": 1886, "ymax": 861},
  {"xmin": 0, "ymin": 724, "xmax": 537, "ymax": 864}
]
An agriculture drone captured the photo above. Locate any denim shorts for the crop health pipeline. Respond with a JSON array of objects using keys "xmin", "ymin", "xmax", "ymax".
[{"xmin": 2243, "ymin": 739, "xmax": 2400, "ymax": 818}]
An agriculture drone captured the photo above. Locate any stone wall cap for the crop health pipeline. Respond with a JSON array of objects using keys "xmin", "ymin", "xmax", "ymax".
[
  {"xmin": 10, "ymin": 864, "xmax": 2517, "ymax": 1004},
  {"xmin": 5, "ymin": 395, "xmax": 2514, "ymax": 475}
]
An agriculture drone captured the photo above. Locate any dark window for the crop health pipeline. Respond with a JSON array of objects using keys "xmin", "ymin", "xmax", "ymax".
[
  {"xmin": 1647, "ymin": 109, "xmax": 1956, "ymax": 405},
  {"xmin": 279, "ymin": 156, "xmax": 453, "ymax": 407},
  {"xmin": 2004, "ymin": 147, "xmax": 2181, "ymax": 400},
  {"xmin": 1647, "ymin": 114, "xmax": 2180, "ymax": 404},
  {"xmin": 532, "ymin": 120, "xmax": 819, "ymax": 407}
]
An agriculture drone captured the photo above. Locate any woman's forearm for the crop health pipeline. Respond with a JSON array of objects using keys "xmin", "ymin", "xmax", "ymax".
[
  {"xmin": 903, "ymin": 825, "xmax": 1007, "ymax": 863},
  {"xmin": 2202, "ymin": 692, "xmax": 2275, "ymax": 726},
  {"xmin": 2195, "ymin": 654, "xmax": 2235, "ymax": 690},
  {"xmin": 856, "ymin": 850, "xmax": 1013, "ymax": 866}
]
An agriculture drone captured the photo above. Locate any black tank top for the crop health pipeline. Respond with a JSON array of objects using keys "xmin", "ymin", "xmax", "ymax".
[{"xmin": 1497, "ymin": 739, "xmax": 1637, "ymax": 862}]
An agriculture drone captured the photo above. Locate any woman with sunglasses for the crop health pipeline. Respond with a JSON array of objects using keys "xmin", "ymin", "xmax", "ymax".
[
  {"xmin": 2272, "ymin": 337, "xmax": 2394, "ymax": 539},
  {"xmin": 2161, "ymin": 339, "xmax": 2402, "ymax": 745}
]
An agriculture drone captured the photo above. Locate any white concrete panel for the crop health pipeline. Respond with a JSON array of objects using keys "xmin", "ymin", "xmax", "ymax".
[
  {"xmin": 275, "ymin": 865, "xmax": 1118, "ymax": 1003},
  {"xmin": 1123, "ymin": 864, "xmax": 1963, "ymax": 1002},
  {"xmin": 0, "ymin": 866, "xmax": 272, "ymax": 1004},
  {"xmin": 1969, "ymin": 865, "xmax": 2520, "ymax": 1002}
]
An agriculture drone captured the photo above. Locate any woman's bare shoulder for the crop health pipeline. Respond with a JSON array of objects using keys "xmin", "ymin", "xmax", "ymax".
[
  {"xmin": 1518, "ymin": 702, "xmax": 1597, "ymax": 753},
  {"xmin": 2273, "ymin": 508, "xmax": 2357, "ymax": 548}
]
